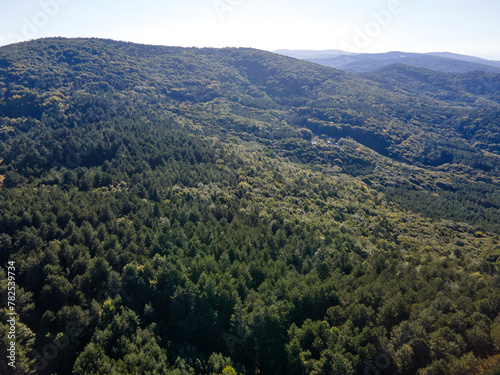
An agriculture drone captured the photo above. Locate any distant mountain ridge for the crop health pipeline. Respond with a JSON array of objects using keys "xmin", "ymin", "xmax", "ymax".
[
  {"xmin": 273, "ymin": 49, "xmax": 357, "ymax": 60},
  {"xmin": 275, "ymin": 49, "xmax": 500, "ymax": 74}
]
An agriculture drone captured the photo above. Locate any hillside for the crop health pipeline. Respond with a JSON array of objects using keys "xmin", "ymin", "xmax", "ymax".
[
  {"xmin": 2, "ymin": 38, "xmax": 500, "ymax": 232},
  {"xmin": 0, "ymin": 38, "xmax": 499, "ymax": 375}
]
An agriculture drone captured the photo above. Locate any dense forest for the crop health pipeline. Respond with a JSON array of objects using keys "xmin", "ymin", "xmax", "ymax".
[{"xmin": 0, "ymin": 38, "xmax": 499, "ymax": 375}]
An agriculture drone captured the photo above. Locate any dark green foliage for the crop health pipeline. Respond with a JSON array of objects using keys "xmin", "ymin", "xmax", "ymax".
[{"xmin": 0, "ymin": 38, "xmax": 499, "ymax": 375}]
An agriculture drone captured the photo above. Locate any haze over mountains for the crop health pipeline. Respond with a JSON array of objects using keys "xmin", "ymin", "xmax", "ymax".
[
  {"xmin": 275, "ymin": 49, "xmax": 500, "ymax": 74},
  {"xmin": 1, "ymin": 38, "xmax": 499, "ymax": 375}
]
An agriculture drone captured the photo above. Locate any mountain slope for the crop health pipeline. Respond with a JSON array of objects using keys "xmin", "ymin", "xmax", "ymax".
[
  {"xmin": 2, "ymin": 38, "xmax": 500, "ymax": 233},
  {"xmin": 0, "ymin": 38, "xmax": 499, "ymax": 375},
  {"xmin": 428, "ymin": 52, "xmax": 500, "ymax": 68},
  {"xmin": 1, "ymin": 38, "xmax": 500, "ymax": 231}
]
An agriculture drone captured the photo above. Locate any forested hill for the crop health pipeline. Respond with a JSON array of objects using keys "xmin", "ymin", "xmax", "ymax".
[
  {"xmin": 0, "ymin": 38, "xmax": 499, "ymax": 375},
  {"xmin": 1, "ymin": 37, "xmax": 500, "ymax": 232},
  {"xmin": 306, "ymin": 52, "xmax": 500, "ymax": 74}
]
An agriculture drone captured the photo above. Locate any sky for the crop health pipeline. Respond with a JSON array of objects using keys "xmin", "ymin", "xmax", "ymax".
[{"xmin": 0, "ymin": 0, "xmax": 499, "ymax": 60}]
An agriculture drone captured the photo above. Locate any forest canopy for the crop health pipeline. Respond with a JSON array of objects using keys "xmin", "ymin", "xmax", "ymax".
[{"xmin": 0, "ymin": 38, "xmax": 499, "ymax": 375}]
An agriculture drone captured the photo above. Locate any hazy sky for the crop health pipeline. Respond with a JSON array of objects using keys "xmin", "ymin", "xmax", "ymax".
[{"xmin": 1, "ymin": 0, "xmax": 499, "ymax": 59}]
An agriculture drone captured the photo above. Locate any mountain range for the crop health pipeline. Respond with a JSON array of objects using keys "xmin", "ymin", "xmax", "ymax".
[{"xmin": 275, "ymin": 49, "xmax": 500, "ymax": 74}]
